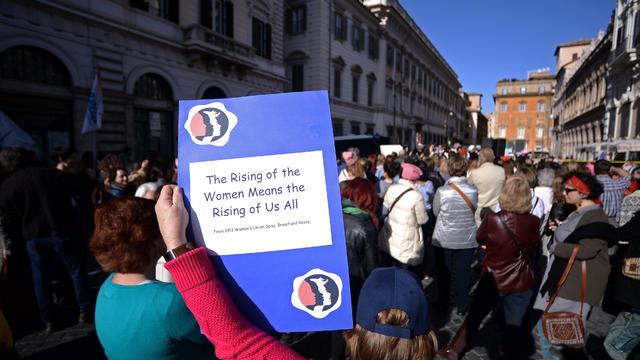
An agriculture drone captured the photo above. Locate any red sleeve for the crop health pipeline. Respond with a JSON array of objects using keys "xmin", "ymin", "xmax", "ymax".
[{"xmin": 165, "ymin": 248, "xmax": 306, "ymax": 360}]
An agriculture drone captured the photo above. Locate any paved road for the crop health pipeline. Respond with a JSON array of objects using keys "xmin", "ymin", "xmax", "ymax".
[{"xmin": 13, "ymin": 273, "xmax": 617, "ymax": 359}]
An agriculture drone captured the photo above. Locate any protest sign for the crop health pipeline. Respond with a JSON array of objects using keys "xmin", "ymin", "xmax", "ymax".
[{"xmin": 178, "ymin": 91, "xmax": 352, "ymax": 332}]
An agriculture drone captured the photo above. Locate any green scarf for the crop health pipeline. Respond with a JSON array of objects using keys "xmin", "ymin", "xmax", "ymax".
[{"xmin": 341, "ymin": 199, "xmax": 371, "ymax": 221}]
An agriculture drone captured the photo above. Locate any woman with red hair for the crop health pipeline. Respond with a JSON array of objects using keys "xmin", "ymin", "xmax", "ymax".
[
  {"xmin": 340, "ymin": 177, "xmax": 379, "ymax": 304},
  {"xmin": 90, "ymin": 197, "xmax": 214, "ymax": 359}
]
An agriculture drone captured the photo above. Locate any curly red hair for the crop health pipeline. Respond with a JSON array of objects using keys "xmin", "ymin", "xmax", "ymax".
[{"xmin": 89, "ymin": 197, "xmax": 163, "ymax": 273}]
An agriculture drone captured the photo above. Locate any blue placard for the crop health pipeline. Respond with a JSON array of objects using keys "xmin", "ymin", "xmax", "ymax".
[{"xmin": 178, "ymin": 91, "xmax": 352, "ymax": 333}]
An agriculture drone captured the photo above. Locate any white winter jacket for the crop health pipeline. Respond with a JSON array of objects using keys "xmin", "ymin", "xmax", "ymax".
[{"xmin": 379, "ymin": 179, "xmax": 429, "ymax": 265}]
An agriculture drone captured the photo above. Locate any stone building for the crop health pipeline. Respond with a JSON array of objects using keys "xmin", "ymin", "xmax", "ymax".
[
  {"xmin": 555, "ymin": 31, "xmax": 611, "ymax": 159},
  {"xmin": 550, "ymin": 39, "xmax": 593, "ymax": 156},
  {"xmin": 606, "ymin": 0, "xmax": 640, "ymax": 160},
  {"xmin": 1, "ymin": 0, "xmax": 464, "ymax": 161},
  {"xmin": 461, "ymin": 92, "xmax": 487, "ymax": 145},
  {"xmin": 0, "ymin": 0, "xmax": 288, "ymax": 161},
  {"xmin": 493, "ymin": 72, "xmax": 555, "ymax": 154}
]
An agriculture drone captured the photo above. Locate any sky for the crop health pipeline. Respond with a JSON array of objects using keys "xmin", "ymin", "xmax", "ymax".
[{"xmin": 399, "ymin": 0, "xmax": 615, "ymax": 113}]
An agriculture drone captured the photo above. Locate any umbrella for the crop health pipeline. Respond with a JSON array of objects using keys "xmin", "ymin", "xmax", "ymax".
[{"xmin": 0, "ymin": 110, "xmax": 37, "ymax": 151}]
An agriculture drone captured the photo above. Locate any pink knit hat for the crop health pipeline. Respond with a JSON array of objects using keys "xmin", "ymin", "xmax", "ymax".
[
  {"xmin": 401, "ymin": 163, "xmax": 422, "ymax": 181},
  {"xmin": 585, "ymin": 162, "xmax": 595, "ymax": 174},
  {"xmin": 342, "ymin": 151, "xmax": 357, "ymax": 166}
]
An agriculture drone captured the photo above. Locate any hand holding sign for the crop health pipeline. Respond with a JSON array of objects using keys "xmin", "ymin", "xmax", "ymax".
[{"xmin": 155, "ymin": 185, "xmax": 189, "ymax": 250}]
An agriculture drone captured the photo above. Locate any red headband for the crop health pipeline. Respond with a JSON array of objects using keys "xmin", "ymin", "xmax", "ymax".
[{"xmin": 565, "ymin": 176, "xmax": 590, "ymax": 196}]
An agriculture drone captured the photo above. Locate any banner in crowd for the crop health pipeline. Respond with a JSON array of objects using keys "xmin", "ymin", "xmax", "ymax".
[{"xmin": 177, "ymin": 91, "xmax": 352, "ymax": 332}]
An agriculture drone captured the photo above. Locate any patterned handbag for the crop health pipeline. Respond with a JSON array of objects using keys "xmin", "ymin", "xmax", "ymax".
[
  {"xmin": 622, "ymin": 258, "xmax": 640, "ymax": 280},
  {"xmin": 542, "ymin": 245, "xmax": 587, "ymax": 346}
]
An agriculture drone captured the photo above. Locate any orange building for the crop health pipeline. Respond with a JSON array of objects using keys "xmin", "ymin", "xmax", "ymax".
[{"xmin": 493, "ymin": 71, "xmax": 555, "ymax": 154}]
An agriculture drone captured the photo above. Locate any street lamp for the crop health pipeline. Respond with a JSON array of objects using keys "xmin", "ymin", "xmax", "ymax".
[{"xmin": 446, "ymin": 111, "xmax": 453, "ymax": 145}]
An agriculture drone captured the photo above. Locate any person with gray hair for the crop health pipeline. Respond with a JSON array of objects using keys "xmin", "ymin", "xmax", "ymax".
[
  {"xmin": 467, "ymin": 148, "xmax": 506, "ymax": 225},
  {"xmin": 534, "ymin": 168, "xmax": 555, "ymax": 214}
]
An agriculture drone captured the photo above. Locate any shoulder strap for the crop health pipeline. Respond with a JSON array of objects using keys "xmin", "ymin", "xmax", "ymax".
[
  {"xmin": 497, "ymin": 214, "xmax": 525, "ymax": 258},
  {"xmin": 544, "ymin": 245, "xmax": 584, "ymax": 313},
  {"xmin": 449, "ymin": 182, "xmax": 476, "ymax": 213},
  {"xmin": 388, "ymin": 188, "xmax": 413, "ymax": 215}
]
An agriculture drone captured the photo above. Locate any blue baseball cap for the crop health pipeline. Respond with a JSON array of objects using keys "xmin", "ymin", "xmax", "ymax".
[{"xmin": 355, "ymin": 267, "xmax": 430, "ymax": 339}]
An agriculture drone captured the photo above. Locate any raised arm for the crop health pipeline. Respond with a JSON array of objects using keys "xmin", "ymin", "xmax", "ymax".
[{"xmin": 156, "ymin": 185, "xmax": 305, "ymax": 360}]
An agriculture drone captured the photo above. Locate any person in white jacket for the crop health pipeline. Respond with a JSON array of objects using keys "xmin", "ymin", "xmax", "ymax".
[{"xmin": 379, "ymin": 162, "xmax": 428, "ymax": 274}]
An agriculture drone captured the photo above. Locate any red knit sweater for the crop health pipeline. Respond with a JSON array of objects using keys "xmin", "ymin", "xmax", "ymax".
[{"xmin": 165, "ymin": 247, "xmax": 305, "ymax": 360}]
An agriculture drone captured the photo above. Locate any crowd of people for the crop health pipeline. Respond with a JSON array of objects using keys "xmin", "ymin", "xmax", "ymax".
[{"xmin": 0, "ymin": 142, "xmax": 639, "ymax": 359}]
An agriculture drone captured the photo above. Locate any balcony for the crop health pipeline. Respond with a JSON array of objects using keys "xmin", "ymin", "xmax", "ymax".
[
  {"xmin": 610, "ymin": 37, "xmax": 638, "ymax": 68},
  {"xmin": 182, "ymin": 24, "xmax": 256, "ymax": 78}
]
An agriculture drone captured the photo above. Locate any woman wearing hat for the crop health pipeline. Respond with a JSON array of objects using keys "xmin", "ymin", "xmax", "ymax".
[{"xmin": 378, "ymin": 162, "xmax": 429, "ymax": 274}]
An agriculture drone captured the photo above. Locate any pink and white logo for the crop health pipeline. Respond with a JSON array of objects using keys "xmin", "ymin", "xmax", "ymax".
[
  {"xmin": 184, "ymin": 102, "xmax": 237, "ymax": 146},
  {"xmin": 291, "ymin": 269, "xmax": 343, "ymax": 319}
]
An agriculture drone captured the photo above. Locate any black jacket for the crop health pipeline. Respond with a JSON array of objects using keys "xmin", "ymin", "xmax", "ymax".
[
  {"xmin": 613, "ymin": 212, "xmax": 640, "ymax": 309},
  {"xmin": 343, "ymin": 213, "xmax": 378, "ymax": 308}
]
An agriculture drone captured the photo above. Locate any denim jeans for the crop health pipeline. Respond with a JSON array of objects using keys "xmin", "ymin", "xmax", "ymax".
[
  {"xmin": 25, "ymin": 232, "xmax": 90, "ymax": 325},
  {"xmin": 434, "ymin": 246, "xmax": 474, "ymax": 312},
  {"xmin": 499, "ymin": 289, "xmax": 532, "ymax": 327}
]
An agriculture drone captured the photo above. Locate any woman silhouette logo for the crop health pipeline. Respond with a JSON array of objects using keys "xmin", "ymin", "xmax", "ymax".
[
  {"xmin": 291, "ymin": 269, "xmax": 343, "ymax": 319},
  {"xmin": 184, "ymin": 102, "xmax": 237, "ymax": 146}
]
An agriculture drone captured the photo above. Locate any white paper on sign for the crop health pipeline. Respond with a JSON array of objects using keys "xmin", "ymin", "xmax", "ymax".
[{"xmin": 189, "ymin": 150, "xmax": 332, "ymax": 255}]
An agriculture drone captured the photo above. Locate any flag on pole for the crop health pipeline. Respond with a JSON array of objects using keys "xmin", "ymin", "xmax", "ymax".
[{"xmin": 81, "ymin": 66, "xmax": 103, "ymax": 134}]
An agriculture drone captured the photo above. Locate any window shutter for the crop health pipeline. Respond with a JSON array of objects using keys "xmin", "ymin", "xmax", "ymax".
[
  {"xmin": 200, "ymin": 0, "xmax": 212, "ymax": 28},
  {"xmin": 302, "ymin": 5, "xmax": 307, "ymax": 32},
  {"xmin": 266, "ymin": 23, "xmax": 272, "ymax": 59},
  {"xmin": 285, "ymin": 8, "xmax": 292, "ymax": 33},
  {"xmin": 226, "ymin": 1, "xmax": 234, "ymax": 38},
  {"xmin": 342, "ymin": 15, "xmax": 347, "ymax": 40},
  {"xmin": 168, "ymin": 0, "xmax": 179, "ymax": 23},
  {"xmin": 252, "ymin": 18, "xmax": 259, "ymax": 53}
]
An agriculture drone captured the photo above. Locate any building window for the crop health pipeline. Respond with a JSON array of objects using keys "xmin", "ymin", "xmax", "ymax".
[
  {"xmin": 538, "ymin": 86, "xmax": 545, "ymax": 93},
  {"xmin": 395, "ymin": 52, "xmax": 402, "ymax": 72},
  {"xmin": 202, "ymin": 86, "xmax": 226, "ymax": 99},
  {"xmin": 520, "ymin": 87, "xmax": 526, "ymax": 94},
  {"xmin": 334, "ymin": 11, "xmax": 346, "ymax": 40},
  {"xmin": 0, "ymin": 46, "xmax": 71, "ymax": 86},
  {"xmin": 352, "ymin": 24, "xmax": 364, "ymax": 51},
  {"xmin": 386, "ymin": 46, "xmax": 394, "ymax": 67},
  {"xmin": 291, "ymin": 64, "xmax": 303, "ymax": 92},
  {"xmin": 537, "ymin": 101, "xmax": 546, "ymax": 112},
  {"xmin": 536, "ymin": 126, "xmax": 543, "ymax": 138},
  {"xmin": 352, "ymin": 76, "xmax": 359, "ymax": 103},
  {"xmin": 411, "ymin": 64, "xmax": 416, "ymax": 80},
  {"xmin": 367, "ymin": 81, "xmax": 374, "ymax": 106},
  {"xmin": 500, "ymin": 102, "xmax": 508, "ymax": 112},
  {"xmin": 368, "ymin": 33, "xmax": 379, "ymax": 59},
  {"xmin": 134, "ymin": 73, "xmax": 173, "ymax": 100},
  {"xmin": 572, "ymin": 53, "xmax": 578, "ymax": 61},
  {"xmin": 252, "ymin": 17, "xmax": 271, "ymax": 59},
  {"xmin": 517, "ymin": 126, "xmax": 525, "ymax": 139},
  {"xmin": 609, "ymin": 109, "xmax": 616, "ymax": 139},
  {"xmin": 285, "ymin": 6, "xmax": 306, "ymax": 34},
  {"xmin": 332, "ymin": 119, "xmax": 343, "ymax": 136},
  {"xmin": 365, "ymin": 123, "xmax": 375, "ymax": 135},
  {"xmin": 518, "ymin": 102, "xmax": 526, "ymax": 112},
  {"xmin": 620, "ymin": 102, "xmax": 630, "ymax": 137},
  {"xmin": 499, "ymin": 125, "xmax": 506, "ymax": 138},
  {"xmin": 131, "ymin": 0, "xmax": 179, "ymax": 23},
  {"xmin": 214, "ymin": 0, "xmax": 234, "ymax": 37},
  {"xmin": 333, "ymin": 68, "xmax": 342, "ymax": 98},
  {"xmin": 502, "ymin": 88, "xmax": 508, "ymax": 95},
  {"xmin": 351, "ymin": 121, "xmax": 361, "ymax": 135}
]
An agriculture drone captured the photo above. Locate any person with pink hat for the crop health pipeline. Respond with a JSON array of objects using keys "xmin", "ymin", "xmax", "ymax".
[
  {"xmin": 378, "ymin": 162, "xmax": 429, "ymax": 274},
  {"xmin": 338, "ymin": 150, "xmax": 364, "ymax": 183}
]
